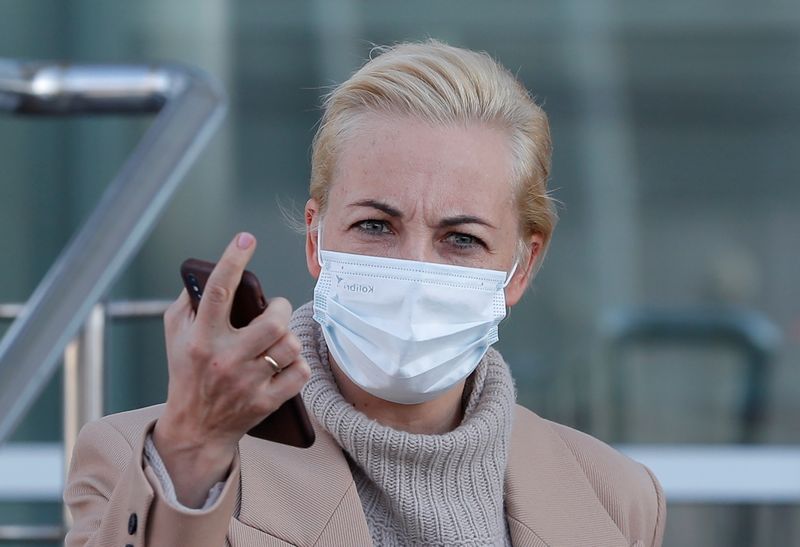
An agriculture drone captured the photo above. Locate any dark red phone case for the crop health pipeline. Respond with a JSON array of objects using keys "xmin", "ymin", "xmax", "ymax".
[{"xmin": 180, "ymin": 258, "xmax": 315, "ymax": 448}]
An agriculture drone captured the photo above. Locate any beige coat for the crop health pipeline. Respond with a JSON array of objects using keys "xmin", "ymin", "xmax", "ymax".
[{"xmin": 64, "ymin": 403, "xmax": 665, "ymax": 547}]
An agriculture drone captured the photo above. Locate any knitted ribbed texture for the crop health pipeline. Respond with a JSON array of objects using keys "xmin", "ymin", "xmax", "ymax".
[
  {"xmin": 143, "ymin": 434, "xmax": 226, "ymax": 511},
  {"xmin": 291, "ymin": 302, "xmax": 516, "ymax": 547}
]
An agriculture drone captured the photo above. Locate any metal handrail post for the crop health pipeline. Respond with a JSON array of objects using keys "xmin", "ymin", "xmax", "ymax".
[
  {"xmin": 62, "ymin": 304, "xmax": 105, "ymax": 529},
  {"xmin": 0, "ymin": 300, "xmax": 172, "ymax": 542},
  {"xmin": 0, "ymin": 300, "xmax": 172, "ymax": 541}
]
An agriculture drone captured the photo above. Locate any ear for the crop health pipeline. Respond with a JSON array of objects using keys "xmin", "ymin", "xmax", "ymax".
[
  {"xmin": 305, "ymin": 198, "xmax": 322, "ymax": 279},
  {"xmin": 504, "ymin": 233, "xmax": 544, "ymax": 307}
]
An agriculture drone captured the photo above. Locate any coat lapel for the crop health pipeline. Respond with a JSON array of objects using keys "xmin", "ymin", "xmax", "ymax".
[
  {"xmin": 232, "ymin": 418, "xmax": 371, "ymax": 546},
  {"xmin": 229, "ymin": 405, "xmax": 629, "ymax": 546},
  {"xmin": 505, "ymin": 406, "xmax": 630, "ymax": 547}
]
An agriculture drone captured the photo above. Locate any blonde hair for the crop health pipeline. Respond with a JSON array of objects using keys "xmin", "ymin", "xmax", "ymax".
[{"xmin": 310, "ymin": 40, "xmax": 557, "ymax": 266}]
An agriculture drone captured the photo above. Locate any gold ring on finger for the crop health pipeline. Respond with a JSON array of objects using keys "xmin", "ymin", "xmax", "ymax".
[{"xmin": 261, "ymin": 354, "xmax": 282, "ymax": 374}]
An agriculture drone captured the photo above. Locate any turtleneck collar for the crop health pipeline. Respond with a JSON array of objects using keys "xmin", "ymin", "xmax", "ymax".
[{"xmin": 291, "ymin": 302, "xmax": 516, "ymax": 546}]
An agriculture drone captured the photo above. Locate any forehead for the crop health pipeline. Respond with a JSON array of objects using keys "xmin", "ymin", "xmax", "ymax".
[{"xmin": 328, "ymin": 114, "xmax": 516, "ymax": 219}]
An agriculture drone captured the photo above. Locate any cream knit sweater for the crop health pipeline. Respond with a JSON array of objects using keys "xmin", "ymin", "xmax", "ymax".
[{"xmin": 295, "ymin": 302, "xmax": 515, "ymax": 547}]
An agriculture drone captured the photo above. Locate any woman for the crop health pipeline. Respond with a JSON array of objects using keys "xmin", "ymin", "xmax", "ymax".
[{"xmin": 65, "ymin": 40, "xmax": 665, "ymax": 547}]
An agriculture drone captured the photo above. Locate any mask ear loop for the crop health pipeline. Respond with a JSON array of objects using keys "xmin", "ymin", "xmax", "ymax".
[
  {"xmin": 502, "ymin": 260, "xmax": 519, "ymax": 289},
  {"xmin": 502, "ymin": 260, "xmax": 519, "ymax": 318},
  {"xmin": 316, "ymin": 222, "xmax": 324, "ymax": 268}
]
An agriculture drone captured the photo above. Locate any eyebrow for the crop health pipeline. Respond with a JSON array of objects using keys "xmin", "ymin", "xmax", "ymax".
[
  {"xmin": 348, "ymin": 199, "xmax": 403, "ymax": 218},
  {"xmin": 437, "ymin": 214, "xmax": 496, "ymax": 230},
  {"xmin": 348, "ymin": 198, "xmax": 496, "ymax": 230}
]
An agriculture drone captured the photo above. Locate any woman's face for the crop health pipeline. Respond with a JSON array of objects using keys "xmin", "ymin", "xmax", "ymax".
[{"xmin": 305, "ymin": 114, "xmax": 542, "ymax": 306}]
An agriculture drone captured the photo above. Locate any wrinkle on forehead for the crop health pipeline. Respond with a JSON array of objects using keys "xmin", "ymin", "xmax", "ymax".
[{"xmin": 328, "ymin": 113, "xmax": 518, "ymax": 233}]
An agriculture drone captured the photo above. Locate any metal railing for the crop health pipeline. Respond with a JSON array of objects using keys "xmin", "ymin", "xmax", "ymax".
[
  {"xmin": 0, "ymin": 58, "xmax": 225, "ymax": 544},
  {"xmin": 0, "ymin": 300, "xmax": 172, "ymax": 542},
  {"xmin": 0, "ymin": 60, "xmax": 226, "ymax": 447},
  {"xmin": 601, "ymin": 307, "xmax": 782, "ymax": 547},
  {"xmin": 603, "ymin": 308, "xmax": 780, "ymax": 443}
]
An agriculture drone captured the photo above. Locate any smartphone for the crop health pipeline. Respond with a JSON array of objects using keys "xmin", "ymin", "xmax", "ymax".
[{"xmin": 180, "ymin": 258, "xmax": 315, "ymax": 448}]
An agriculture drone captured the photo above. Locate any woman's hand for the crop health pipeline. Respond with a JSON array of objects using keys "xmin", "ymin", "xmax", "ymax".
[{"xmin": 152, "ymin": 232, "xmax": 311, "ymax": 508}]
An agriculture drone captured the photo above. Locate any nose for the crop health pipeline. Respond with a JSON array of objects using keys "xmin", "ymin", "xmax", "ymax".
[{"xmin": 396, "ymin": 230, "xmax": 439, "ymax": 264}]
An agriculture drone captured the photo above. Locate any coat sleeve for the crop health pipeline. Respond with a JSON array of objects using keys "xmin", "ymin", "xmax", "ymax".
[
  {"xmin": 63, "ymin": 417, "xmax": 240, "ymax": 547},
  {"xmin": 547, "ymin": 420, "xmax": 667, "ymax": 547},
  {"xmin": 643, "ymin": 464, "xmax": 667, "ymax": 547}
]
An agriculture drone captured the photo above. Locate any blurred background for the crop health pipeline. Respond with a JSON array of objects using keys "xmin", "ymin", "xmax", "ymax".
[{"xmin": 1, "ymin": 1, "xmax": 798, "ymax": 545}]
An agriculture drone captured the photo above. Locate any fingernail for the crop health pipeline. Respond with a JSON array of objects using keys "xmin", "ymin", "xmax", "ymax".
[{"xmin": 237, "ymin": 232, "xmax": 254, "ymax": 249}]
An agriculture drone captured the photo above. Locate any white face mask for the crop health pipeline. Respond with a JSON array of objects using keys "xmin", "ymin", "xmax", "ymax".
[{"xmin": 312, "ymin": 226, "xmax": 516, "ymax": 404}]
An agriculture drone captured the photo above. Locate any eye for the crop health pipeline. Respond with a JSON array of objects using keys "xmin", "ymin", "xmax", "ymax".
[
  {"xmin": 355, "ymin": 219, "xmax": 392, "ymax": 235},
  {"xmin": 445, "ymin": 232, "xmax": 485, "ymax": 249}
]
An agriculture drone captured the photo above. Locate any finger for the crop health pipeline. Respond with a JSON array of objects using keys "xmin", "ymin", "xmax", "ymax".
[
  {"xmin": 176, "ymin": 288, "xmax": 193, "ymax": 313},
  {"xmin": 175, "ymin": 289, "xmax": 197, "ymax": 328},
  {"xmin": 246, "ymin": 358, "xmax": 310, "ymax": 420},
  {"xmin": 249, "ymin": 333, "xmax": 301, "ymax": 375},
  {"xmin": 164, "ymin": 289, "xmax": 193, "ymax": 332},
  {"xmin": 197, "ymin": 232, "xmax": 257, "ymax": 329},
  {"xmin": 234, "ymin": 297, "xmax": 293, "ymax": 358},
  {"xmin": 263, "ymin": 357, "xmax": 312, "ymax": 401}
]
